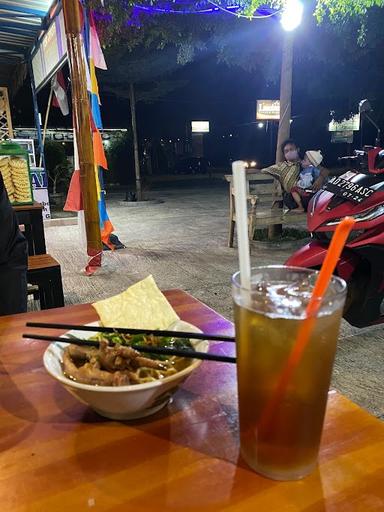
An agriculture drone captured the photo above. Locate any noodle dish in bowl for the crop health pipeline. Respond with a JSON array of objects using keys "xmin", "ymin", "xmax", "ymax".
[
  {"xmin": 42, "ymin": 275, "xmax": 208, "ymax": 420},
  {"xmin": 43, "ymin": 320, "xmax": 208, "ymax": 420}
]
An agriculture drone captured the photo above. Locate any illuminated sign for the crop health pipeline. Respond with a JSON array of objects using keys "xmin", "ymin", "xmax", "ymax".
[
  {"xmin": 14, "ymin": 128, "xmax": 126, "ymax": 143},
  {"xmin": 256, "ymin": 100, "xmax": 280, "ymax": 120},
  {"xmin": 331, "ymin": 131, "xmax": 354, "ymax": 144},
  {"xmin": 329, "ymin": 114, "xmax": 360, "ymax": 132},
  {"xmin": 191, "ymin": 121, "xmax": 210, "ymax": 133}
]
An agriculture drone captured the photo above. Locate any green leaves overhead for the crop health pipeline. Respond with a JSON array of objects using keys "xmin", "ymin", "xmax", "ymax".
[{"xmin": 243, "ymin": 0, "xmax": 384, "ymax": 22}]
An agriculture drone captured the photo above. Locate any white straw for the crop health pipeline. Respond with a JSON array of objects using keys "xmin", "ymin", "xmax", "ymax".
[{"xmin": 232, "ymin": 161, "xmax": 251, "ymax": 290}]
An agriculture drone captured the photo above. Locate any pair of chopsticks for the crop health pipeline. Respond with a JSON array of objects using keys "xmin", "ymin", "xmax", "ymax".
[{"xmin": 23, "ymin": 322, "xmax": 236, "ymax": 364}]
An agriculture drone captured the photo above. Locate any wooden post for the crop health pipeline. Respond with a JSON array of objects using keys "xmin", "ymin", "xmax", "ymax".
[
  {"xmin": 39, "ymin": 87, "xmax": 53, "ymax": 167},
  {"xmin": 268, "ymin": 32, "xmax": 293, "ymax": 239},
  {"xmin": 129, "ymin": 83, "xmax": 142, "ymax": 201},
  {"xmin": 62, "ymin": 0, "xmax": 102, "ymax": 255},
  {"xmin": 0, "ymin": 87, "xmax": 14, "ymax": 140},
  {"xmin": 275, "ymin": 32, "xmax": 293, "ymax": 163}
]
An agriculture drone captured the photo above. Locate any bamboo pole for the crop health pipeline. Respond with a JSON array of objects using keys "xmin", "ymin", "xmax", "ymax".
[{"xmin": 62, "ymin": 0, "xmax": 102, "ymax": 255}]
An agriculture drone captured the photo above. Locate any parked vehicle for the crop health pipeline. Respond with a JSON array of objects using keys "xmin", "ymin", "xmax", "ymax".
[
  {"xmin": 286, "ymin": 100, "xmax": 384, "ymax": 327},
  {"xmin": 173, "ymin": 157, "xmax": 210, "ymax": 175}
]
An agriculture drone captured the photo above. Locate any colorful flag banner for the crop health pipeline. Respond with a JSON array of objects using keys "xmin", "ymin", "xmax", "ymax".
[
  {"xmin": 51, "ymin": 70, "xmax": 69, "ymax": 116},
  {"xmin": 89, "ymin": 11, "xmax": 107, "ymax": 70},
  {"xmin": 64, "ymin": 5, "xmax": 119, "ymax": 268}
]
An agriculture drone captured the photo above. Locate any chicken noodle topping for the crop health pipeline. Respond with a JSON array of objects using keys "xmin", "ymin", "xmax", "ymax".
[{"xmin": 62, "ymin": 333, "xmax": 195, "ymax": 386}]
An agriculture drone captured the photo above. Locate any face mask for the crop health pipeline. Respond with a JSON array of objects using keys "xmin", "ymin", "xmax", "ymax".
[{"xmin": 285, "ymin": 150, "xmax": 299, "ymax": 161}]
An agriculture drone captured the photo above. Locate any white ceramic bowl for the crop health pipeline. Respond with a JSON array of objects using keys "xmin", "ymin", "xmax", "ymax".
[{"xmin": 43, "ymin": 321, "xmax": 208, "ymax": 420}]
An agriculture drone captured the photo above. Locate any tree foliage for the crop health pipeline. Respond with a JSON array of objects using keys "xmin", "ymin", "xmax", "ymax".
[
  {"xmin": 100, "ymin": 46, "xmax": 188, "ymax": 102},
  {"xmin": 87, "ymin": 0, "xmax": 384, "ymax": 131},
  {"xmin": 242, "ymin": 0, "xmax": 384, "ymax": 21}
]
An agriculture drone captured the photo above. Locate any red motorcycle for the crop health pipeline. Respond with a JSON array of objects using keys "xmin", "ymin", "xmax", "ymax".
[{"xmin": 286, "ymin": 100, "xmax": 384, "ymax": 327}]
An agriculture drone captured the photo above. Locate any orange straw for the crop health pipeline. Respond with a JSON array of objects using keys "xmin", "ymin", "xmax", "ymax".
[{"xmin": 257, "ymin": 217, "xmax": 356, "ymax": 435}]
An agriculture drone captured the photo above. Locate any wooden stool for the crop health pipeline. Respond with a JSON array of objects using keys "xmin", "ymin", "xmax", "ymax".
[{"xmin": 27, "ymin": 255, "xmax": 64, "ymax": 309}]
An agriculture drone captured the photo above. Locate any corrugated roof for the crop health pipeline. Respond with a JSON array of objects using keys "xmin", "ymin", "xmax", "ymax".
[{"xmin": 0, "ymin": 1, "xmax": 54, "ymax": 63}]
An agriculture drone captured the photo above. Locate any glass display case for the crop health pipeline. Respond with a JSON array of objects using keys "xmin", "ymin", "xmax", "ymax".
[{"xmin": 0, "ymin": 141, "xmax": 33, "ymax": 205}]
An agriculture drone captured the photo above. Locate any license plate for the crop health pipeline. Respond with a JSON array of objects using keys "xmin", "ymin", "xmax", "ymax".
[{"xmin": 324, "ymin": 176, "xmax": 375, "ymax": 203}]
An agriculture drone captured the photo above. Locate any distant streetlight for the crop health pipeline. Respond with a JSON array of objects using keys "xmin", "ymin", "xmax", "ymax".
[{"xmin": 258, "ymin": 122, "xmax": 264, "ymax": 129}]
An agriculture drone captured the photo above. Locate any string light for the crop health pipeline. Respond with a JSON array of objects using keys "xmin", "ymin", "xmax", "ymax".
[
  {"xmin": 133, "ymin": 4, "xmax": 240, "ymax": 15},
  {"xmin": 131, "ymin": 2, "xmax": 281, "ymax": 20},
  {"xmin": 207, "ymin": 1, "xmax": 281, "ymax": 20}
]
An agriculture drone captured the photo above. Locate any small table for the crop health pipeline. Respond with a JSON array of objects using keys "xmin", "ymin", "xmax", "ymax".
[
  {"xmin": 0, "ymin": 290, "xmax": 383, "ymax": 511},
  {"xmin": 14, "ymin": 201, "xmax": 46, "ymax": 256}
]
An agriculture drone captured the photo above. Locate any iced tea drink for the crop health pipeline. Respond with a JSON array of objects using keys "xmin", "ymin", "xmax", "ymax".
[{"xmin": 232, "ymin": 266, "xmax": 346, "ymax": 480}]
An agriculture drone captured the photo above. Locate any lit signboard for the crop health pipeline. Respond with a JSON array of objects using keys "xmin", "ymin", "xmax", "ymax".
[
  {"xmin": 191, "ymin": 121, "xmax": 210, "ymax": 133},
  {"xmin": 331, "ymin": 131, "xmax": 354, "ymax": 144},
  {"xmin": 328, "ymin": 114, "xmax": 360, "ymax": 132},
  {"xmin": 256, "ymin": 100, "xmax": 280, "ymax": 120}
]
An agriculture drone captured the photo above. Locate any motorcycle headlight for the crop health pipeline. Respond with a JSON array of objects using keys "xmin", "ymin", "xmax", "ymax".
[{"xmin": 324, "ymin": 204, "xmax": 384, "ymax": 227}]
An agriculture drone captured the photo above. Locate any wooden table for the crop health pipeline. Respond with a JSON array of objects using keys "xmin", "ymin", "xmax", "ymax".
[
  {"xmin": 0, "ymin": 290, "xmax": 383, "ymax": 511},
  {"xmin": 14, "ymin": 201, "xmax": 46, "ymax": 256}
]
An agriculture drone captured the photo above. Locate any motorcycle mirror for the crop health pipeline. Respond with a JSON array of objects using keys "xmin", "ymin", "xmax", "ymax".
[{"xmin": 359, "ymin": 99, "xmax": 372, "ymax": 114}]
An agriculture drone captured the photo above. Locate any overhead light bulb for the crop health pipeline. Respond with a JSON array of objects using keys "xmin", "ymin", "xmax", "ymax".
[{"xmin": 281, "ymin": 0, "xmax": 303, "ymax": 32}]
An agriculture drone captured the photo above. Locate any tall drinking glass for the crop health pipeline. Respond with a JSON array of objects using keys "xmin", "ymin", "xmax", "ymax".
[{"xmin": 232, "ymin": 266, "xmax": 346, "ymax": 481}]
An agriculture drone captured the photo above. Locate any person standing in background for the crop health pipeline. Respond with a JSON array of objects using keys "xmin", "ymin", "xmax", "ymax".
[{"xmin": 0, "ymin": 172, "xmax": 28, "ymax": 315}]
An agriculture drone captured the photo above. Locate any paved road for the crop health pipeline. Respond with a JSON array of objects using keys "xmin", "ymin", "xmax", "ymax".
[{"xmin": 43, "ymin": 182, "xmax": 383, "ymax": 418}]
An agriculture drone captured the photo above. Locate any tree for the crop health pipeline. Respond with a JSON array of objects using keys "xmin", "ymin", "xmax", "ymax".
[
  {"xmin": 314, "ymin": 0, "xmax": 384, "ymax": 21},
  {"xmin": 44, "ymin": 140, "xmax": 71, "ymax": 197},
  {"xmin": 90, "ymin": 3, "xmax": 282, "ymax": 197},
  {"xmin": 91, "ymin": 0, "xmax": 384, "ymax": 167},
  {"xmin": 98, "ymin": 45, "xmax": 189, "ymax": 198},
  {"xmin": 244, "ymin": 0, "xmax": 384, "ymax": 20}
]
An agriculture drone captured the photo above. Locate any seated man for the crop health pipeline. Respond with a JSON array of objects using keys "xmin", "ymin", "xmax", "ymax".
[
  {"xmin": 0, "ymin": 172, "xmax": 28, "ymax": 315},
  {"xmin": 261, "ymin": 139, "xmax": 329, "ymax": 209}
]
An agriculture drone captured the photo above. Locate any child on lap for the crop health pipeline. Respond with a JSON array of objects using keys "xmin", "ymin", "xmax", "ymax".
[{"xmin": 290, "ymin": 150, "xmax": 323, "ymax": 212}]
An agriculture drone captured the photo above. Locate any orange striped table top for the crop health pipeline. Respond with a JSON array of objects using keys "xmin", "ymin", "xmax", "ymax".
[{"xmin": 0, "ymin": 289, "xmax": 383, "ymax": 511}]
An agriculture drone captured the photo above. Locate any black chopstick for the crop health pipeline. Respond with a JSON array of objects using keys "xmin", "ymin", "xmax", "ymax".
[
  {"xmin": 25, "ymin": 322, "xmax": 235, "ymax": 343},
  {"xmin": 23, "ymin": 333, "xmax": 237, "ymax": 364}
]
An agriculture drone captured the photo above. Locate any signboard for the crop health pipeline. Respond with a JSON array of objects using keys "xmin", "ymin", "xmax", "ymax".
[
  {"xmin": 31, "ymin": 11, "xmax": 67, "ymax": 92},
  {"xmin": 30, "ymin": 167, "xmax": 51, "ymax": 220},
  {"xmin": 256, "ymin": 100, "xmax": 280, "ymax": 120},
  {"xmin": 328, "ymin": 114, "xmax": 360, "ymax": 132},
  {"xmin": 14, "ymin": 128, "xmax": 127, "ymax": 143},
  {"xmin": 331, "ymin": 130, "xmax": 354, "ymax": 144},
  {"xmin": 191, "ymin": 121, "xmax": 210, "ymax": 133}
]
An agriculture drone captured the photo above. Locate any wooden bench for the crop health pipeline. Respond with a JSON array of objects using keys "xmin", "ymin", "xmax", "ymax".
[
  {"xmin": 225, "ymin": 172, "xmax": 307, "ymax": 247},
  {"xmin": 27, "ymin": 254, "xmax": 65, "ymax": 309}
]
